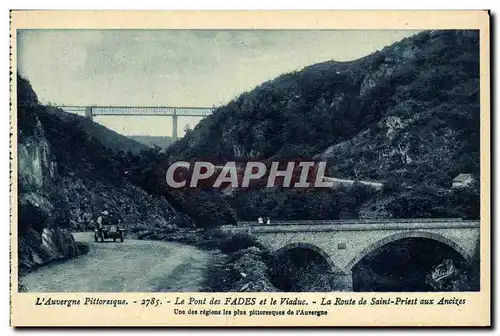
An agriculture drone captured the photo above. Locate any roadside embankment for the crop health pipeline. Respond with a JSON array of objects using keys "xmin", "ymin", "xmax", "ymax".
[{"xmin": 132, "ymin": 227, "xmax": 279, "ymax": 292}]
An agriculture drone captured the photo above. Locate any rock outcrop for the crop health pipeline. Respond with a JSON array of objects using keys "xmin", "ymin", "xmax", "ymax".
[{"xmin": 17, "ymin": 78, "xmax": 79, "ymax": 270}]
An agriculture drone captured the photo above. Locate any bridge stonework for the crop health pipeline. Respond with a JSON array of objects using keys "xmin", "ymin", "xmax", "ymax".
[{"xmin": 226, "ymin": 220, "xmax": 480, "ymax": 291}]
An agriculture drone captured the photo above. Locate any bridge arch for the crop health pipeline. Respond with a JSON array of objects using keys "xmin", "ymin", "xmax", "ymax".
[
  {"xmin": 275, "ymin": 242, "xmax": 339, "ymax": 273},
  {"xmin": 346, "ymin": 230, "xmax": 473, "ymax": 271}
]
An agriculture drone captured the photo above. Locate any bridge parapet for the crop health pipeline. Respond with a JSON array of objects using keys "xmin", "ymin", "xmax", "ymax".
[
  {"xmin": 232, "ymin": 219, "xmax": 479, "ymax": 233},
  {"xmin": 240, "ymin": 220, "xmax": 479, "ymax": 234},
  {"xmin": 237, "ymin": 218, "xmax": 467, "ymax": 227},
  {"xmin": 57, "ymin": 105, "xmax": 215, "ymax": 117}
]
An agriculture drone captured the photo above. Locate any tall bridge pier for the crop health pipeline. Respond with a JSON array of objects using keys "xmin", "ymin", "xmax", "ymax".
[
  {"xmin": 172, "ymin": 109, "xmax": 178, "ymax": 141},
  {"xmin": 85, "ymin": 106, "xmax": 93, "ymax": 120},
  {"xmin": 58, "ymin": 105, "xmax": 215, "ymax": 141}
]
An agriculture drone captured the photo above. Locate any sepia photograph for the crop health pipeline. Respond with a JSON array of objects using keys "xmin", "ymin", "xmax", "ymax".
[{"xmin": 9, "ymin": 10, "xmax": 490, "ymax": 327}]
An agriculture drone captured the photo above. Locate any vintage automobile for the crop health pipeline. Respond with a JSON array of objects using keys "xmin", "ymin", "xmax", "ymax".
[{"xmin": 94, "ymin": 223, "xmax": 125, "ymax": 242}]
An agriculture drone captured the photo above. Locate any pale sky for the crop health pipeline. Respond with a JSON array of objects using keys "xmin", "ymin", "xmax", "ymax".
[{"xmin": 17, "ymin": 29, "xmax": 420, "ymax": 136}]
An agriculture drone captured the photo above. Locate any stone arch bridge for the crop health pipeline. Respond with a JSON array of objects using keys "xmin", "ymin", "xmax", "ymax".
[{"xmin": 224, "ymin": 218, "xmax": 480, "ymax": 291}]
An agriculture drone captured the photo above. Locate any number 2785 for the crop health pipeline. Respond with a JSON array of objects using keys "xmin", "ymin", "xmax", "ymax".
[{"xmin": 141, "ymin": 298, "xmax": 161, "ymax": 307}]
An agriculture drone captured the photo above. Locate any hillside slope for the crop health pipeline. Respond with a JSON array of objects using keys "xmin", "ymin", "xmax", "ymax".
[
  {"xmin": 16, "ymin": 76, "xmax": 193, "ymax": 271},
  {"xmin": 129, "ymin": 135, "xmax": 173, "ymax": 151},
  {"xmin": 165, "ymin": 30, "xmax": 480, "ymax": 219},
  {"xmin": 45, "ymin": 107, "xmax": 148, "ymax": 153}
]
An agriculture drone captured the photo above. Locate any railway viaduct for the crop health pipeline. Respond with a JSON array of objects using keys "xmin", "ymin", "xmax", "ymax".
[{"xmin": 57, "ymin": 105, "xmax": 214, "ymax": 141}]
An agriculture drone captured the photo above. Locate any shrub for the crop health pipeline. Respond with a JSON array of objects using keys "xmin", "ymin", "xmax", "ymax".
[{"xmin": 217, "ymin": 233, "xmax": 264, "ymax": 254}]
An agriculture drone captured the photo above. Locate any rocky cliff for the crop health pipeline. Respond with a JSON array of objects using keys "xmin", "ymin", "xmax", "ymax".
[
  {"xmin": 17, "ymin": 77, "xmax": 79, "ymax": 270},
  {"xmin": 16, "ymin": 76, "xmax": 193, "ymax": 271}
]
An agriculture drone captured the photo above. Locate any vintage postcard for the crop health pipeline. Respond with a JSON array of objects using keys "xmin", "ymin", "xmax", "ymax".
[{"xmin": 9, "ymin": 10, "xmax": 490, "ymax": 327}]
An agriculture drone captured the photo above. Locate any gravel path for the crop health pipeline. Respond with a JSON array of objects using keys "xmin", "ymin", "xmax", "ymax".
[{"xmin": 20, "ymin": 232, "xmax": 218, "ymax": 292}]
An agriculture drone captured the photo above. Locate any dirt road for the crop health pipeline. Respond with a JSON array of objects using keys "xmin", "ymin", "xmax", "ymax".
[{"xmin": 20, "ymin": 232, "xmax": 219, "ymax": 292}]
